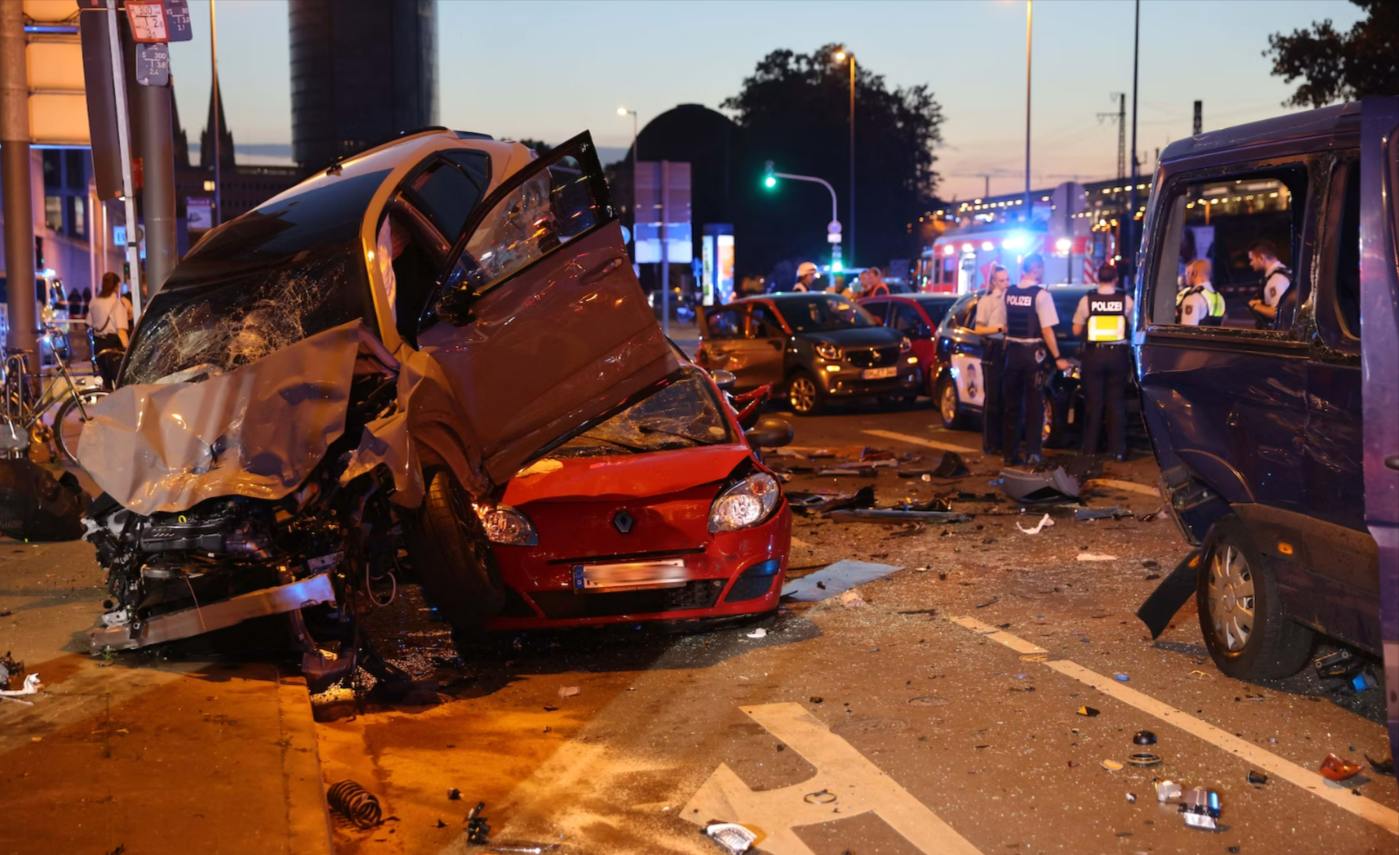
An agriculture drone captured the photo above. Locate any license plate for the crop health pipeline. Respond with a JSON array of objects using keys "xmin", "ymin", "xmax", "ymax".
[
  {"xmin": 863, "ymin": 366, "xmax": 897, "ymax": 380},
  {"xmin": 572, "ymin": 559, "xmax": 688, "ymax": 592}
]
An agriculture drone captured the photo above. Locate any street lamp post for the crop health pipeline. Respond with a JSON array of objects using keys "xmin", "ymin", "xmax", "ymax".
[
  {"xmin": 835, "ymin": 49, "xmax": 855, "ymax": 267},
  {"xmin": 616, "ymin": 107, "xmax": 638, "ymax": 248},
  {"xmin": 210, "ymin": 0, "xmax": 222, "ymax": 228},
  {"xmin": 1127, "ymin": 0, "xmax": 1141, "ymax": 278},
  {"xmin": 1024, "ymin": 0, "xmax": 1033, "ymax": 215},
  {"xmin": 764, "ymin": 163, "xmax": 842, "ymax": 274}
]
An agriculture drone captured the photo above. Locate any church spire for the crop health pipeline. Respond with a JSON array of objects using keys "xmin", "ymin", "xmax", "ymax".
[{"xmin": 200, "ymin": 71, "xmax": 235, "ymax": 169}]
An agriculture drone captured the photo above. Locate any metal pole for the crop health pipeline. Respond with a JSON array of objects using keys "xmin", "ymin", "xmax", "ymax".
[
  {"xmin": 0, "ymin": 0, "xmax": 36, "ymax": 354},
  {"xmin": 1024, "ymin": 0, "xmax": 1033, "ymax": 216},
  {"xmin": 139, "ymin": 80, "xmax": 177, "ymax": 297},
  {"xmin": 1127, "ymin": 0, "xmax": 1140, "ymax": 272},
  {"xmin": 209, "ymin": 0, "xmax": 222, "ymax": 227},
  {"xmin": 660, "ymin": 161, "xmax": 670, "ymax": 338},
  {"xmin": 106, "ymin": 0, "xmax": 142, "ymax": 319},
  {"xmin": 848, "ymin": 55, "xmax": 855, "ymax": 268}
]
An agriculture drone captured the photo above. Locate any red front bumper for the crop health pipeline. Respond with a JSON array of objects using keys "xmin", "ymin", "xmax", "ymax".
[{"xmin": 484, "ymin": 493, "xmax": 792, "ymax": 631}]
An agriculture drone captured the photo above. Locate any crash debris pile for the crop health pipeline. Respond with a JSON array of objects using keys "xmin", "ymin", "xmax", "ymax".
[{"xmin": 0, "ymin": 459, "xmax": 86, "ymax": 542}]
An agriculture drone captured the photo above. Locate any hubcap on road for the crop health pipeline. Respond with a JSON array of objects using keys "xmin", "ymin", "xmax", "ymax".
[
  {"xmin": 790, "ymin": 377, "xmax": 816, "ymax": 413},
  {"xmin": 1207, "ymin": 545, "xmax": 1255, "ymax": 652}
]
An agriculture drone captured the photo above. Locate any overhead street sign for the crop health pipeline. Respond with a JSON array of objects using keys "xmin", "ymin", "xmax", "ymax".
[{"xmin": 125, "ymin": 1, "xmax": 169, "ymax": 43}]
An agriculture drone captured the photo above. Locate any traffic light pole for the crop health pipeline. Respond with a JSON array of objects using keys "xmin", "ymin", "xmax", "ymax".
[
  {"xmin": 105, "ymin": 0, "xmax": 142, "ymax": 319},
  {"xmin": 770, "ymin": 170, "xmax": 842, "ymax": 270},
  {"xmin": 0, "ymin": 1, "xmax": 36, "ymax": 355}
]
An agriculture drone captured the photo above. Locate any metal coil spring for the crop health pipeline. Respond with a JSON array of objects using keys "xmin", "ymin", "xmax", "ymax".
[{"xmin": 328, "ymin": 780, "xmax": 382, "ymax": 829}]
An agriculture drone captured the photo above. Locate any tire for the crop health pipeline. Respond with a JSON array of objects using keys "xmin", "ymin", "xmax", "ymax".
[
  {"xmin": 1041, "ymin": 395, "xmax": 1069, "ymax": 449},
  {"xmin": 936, "ymin": 373, "xmax": 968, "ymax": 430},
  {"xmin": 1196, "ymin": 516, "xmax": 1313, "ymax": 680},
  {"xmin": 405, "ymin": 468, "xmax": 506, "ymax": 636},
  {"xmin": 54, "ymin": 389, "xmax": 109, "ymax": 464},
  {"xmin": 787, "ymin": 370, "xmax": 823, "ymax": 416}
]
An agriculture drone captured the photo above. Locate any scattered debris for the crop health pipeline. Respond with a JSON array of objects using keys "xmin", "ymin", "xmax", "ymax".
[
  {"xmin": 975, "ymin": 596, "xmax": 1000, "ymax": 609},
  {"xmin": 839, "ymin": 590, "xmax": 866, "ymax": 609},
  {"xmin": 1366, "ymin": 755, "xmax": 1395, "ymax": 777},
  {"xmin": 448, "ymin": 788, "xmax": 462, "ymax": 801},
  {"xmin": 1350, "ymin": 670, "xmax": 1378, "ymax": 692},
  {"xmin": 1000, "ymin": 467, "xmax": 1081, "ymax": 503},
  {"xmin": 1017, "ymin": 514, "xmax": 1054, "ymax": 535},
  {"xmin": 1073, "ymin": 506, "xmax": 1131, "ymax": 521},
  {"xmin": 809, "ymin": 696, "xmax": 824, "ymax": 704},
  {"xmin": 0, "ymin": 673, "xmax": 41, "ymax": 700},
  {"xmin": 1314, "ymin": 649, "xmax": 1360, "ymax": 679},
  {"xmin": 557, "ymin": 686, "xmax": 580, "ymax": 699},
  {"xmin": 1076, "ymin": 553, "xmax": 1119, "ymax": 562},
  {"xmin": 1155, "ymin": 780, "xmax": 1183, "ymax": 802},
  {"xmin": 481, "ymin": 844, "xmax": 560, "ymax": 854},
  {"xmin": 930, "ymin": 451, "xmax": 970, "ymax": 478},
  {"xmin": 1077, "ymin": 706, "xmax": 1100, "ymax": 717},
  {"xmin": 745, "ymin": 628, "xmax": 767, "ymax": 640},
  {"xmin": 1101, "ymin": 759, "xmax": 1124, "ymax": 771},
  {"xmin": 465, "ymin": 801, "xmax": 491, "ymax": 844},
  {"xmin": 780, "ymin": 560, "xmax": 901, "ymax": 602},
  {"xmin": 1247, "ymin": 771, "xmax": 1268, "ymax": 785},
  {"xmin": 0, "ymin": 652, "xmax": 24, "ymax": 690},
  {"xmin": 1133, "ymin": 730, "xmax": 1157, "ymax": 746},
  {"xmin": 829, "ymin": 508, "xmax": 971, "ymax": 524},
  {"xmin": 703, "ymin": 821, "xmax": 757, "ymax": 854},
  {"xmin": 1319, "ymin": 753, "xmax": 1364, "ymax": 781},
  {"xmin": 1179, "ymin": 787, "xmax": 1221, "ymax": 831},
  {"xmin": 328, "ymin": 780, "xmax": 383, "ymax": 829},
  {"xmin": 1135, "ymin": 549, "xmax": 1203, "ymax": 638},
  {"xmin": 785, "ymin": 486, "xmax": 876, "ymax": 516},
  {"xmin": 1126, "ymin": 752, "xmax": 1162, "ymax": 768},
  {"xmin": 803, "ymin": 789, "xmax": 838, "ymax": 805},
  {"xmin": 1126, "ymin": 792, "xmax": 1137, "ymax": 804},
  {"xmin": 1113, "ymin": 673, "xmax": 1130, "ymax": 682},
  {"xmin": 888, "ymin": 521, "xmax": 928, "ymax": 538}
]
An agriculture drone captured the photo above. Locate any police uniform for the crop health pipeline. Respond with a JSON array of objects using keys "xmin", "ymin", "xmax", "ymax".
[
  {"xmin": 973, "ymin": 288, "xmax": 1007, "ymax": 454},
  {"xmin": 1252, "ymin": 263, "xmax": 1292, "ymax": 329},
  {"xmin": 1175, "ymin": 285, "xmax": 1224, "ymax": 326},
  {"xmin": 1074, "ymin": 289, "xmax": 1134, "ymax": 458},
  {"xmin": 1001, "ymin": 283, "xmax": 1059, "ymax": 460}
]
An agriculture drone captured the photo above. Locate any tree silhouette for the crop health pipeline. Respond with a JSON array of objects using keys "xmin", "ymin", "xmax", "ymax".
[{"xmin": 1266, "ymin": 0, "xmax": 1399, "ymax": 108}]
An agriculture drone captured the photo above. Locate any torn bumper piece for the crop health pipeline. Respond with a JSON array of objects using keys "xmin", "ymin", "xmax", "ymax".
[
  {"xmin": 87, "ymin": 573, "xmax": 336, "ymax": 652},
  {"xmin": 999, "ymin": 467, "xmax": 1081, "ymax": 504}
]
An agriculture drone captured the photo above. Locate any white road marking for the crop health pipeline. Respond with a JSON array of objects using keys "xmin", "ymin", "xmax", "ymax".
[
  {"xmin": 862, "ymin": 429, "xmax": 978, "ymax": 454},
  {"xmin": 684, "ymin": 702, "xmax": 983, "ymax": 855},
  {"xmin": 950, "ymin": 616, "xmax": 1399, "ymax": 836},
  {"xmin": 1084, "ymin": 477, "xmax": 1160, "ymax": 498}
]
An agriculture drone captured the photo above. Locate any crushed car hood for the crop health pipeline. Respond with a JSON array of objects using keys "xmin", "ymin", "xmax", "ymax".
[
  {"xmin": 79, "ymin": 321, "xmax": 414, "ymax": 515},
  {"xmin": 502, "ymin": 444, "xmax": 753, "ymax": 504}
]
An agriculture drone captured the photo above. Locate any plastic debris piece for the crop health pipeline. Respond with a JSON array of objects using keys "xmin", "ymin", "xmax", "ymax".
[
  {"xmin": 447, "ymin": 788, "xmax": 462, "ymax": 801},
  {"xmin": 1179, "ymin": 787, "xmax": 1221, "ymax": 830},
  {"xmin": 1000, "ymin": 467, "xmax": 1081, "ymax": 503},
  {"xmin": 829, "ymin": 508, "xmax": 971, "ymax": 524},
  {"xmin": 1017, "ymin": 513, "xmax": 1054, "ymax": 535},
  {"xmin": 0, "ymin": 673, "xmax": 41, "ymax": 698},
  {"xmin": 781, "ymin": 559, "xmax": 900, "ymax": 602},
  {"xmin": 975, "ymin": 596, "xmax": 1000, "ymax": 609},
  {"xmin": 1073, "ymin": 506, "xmax": 1129, "ymax": 521},
  {"xmin": 803, "ymin": 789, "xmax": 838, "ymax": 805},
  {"xmin": 930, "ymin": 451, "xmax": 970, "ymax": 478},
  {"xmin": 1133, "ymin": 730, "xmax": 1157, "ymax": 746},
  {"xmin": 1101, "ymin": 759, "xmax": 1124, "ymax": 771},
  {"xmin": 746, "ymin": 628, "xmax": 767, "ymax": 639},
  {"xmin": 1076, "ymin": 552, "xmax": 1119, "ymax": 562},
  {"xmin": 1126, "ymin": 792, "xmax": 1137, "ymax": 804},
  {"xmin": 1351, "ymin": 670, "xmax": 1377, "ymax": 692},
  {"xmin": 1366, "ymin": 754, "xmax": 1395, "ymax": 777},
  {"xmin": 1313, "ymin": 648, "xmax": 1359, "ymax": 679},
  {"xmin": 785, "ymin": 485, "xmax": 876, "ymax": 516},
  {"xmin": 1077, "ymin": 706, "xmax": 1100, "ymax": 717},
  {"xmin": 1319, "ymin": 753, "xmax": 1364, "ymax": 781},
  {"xmin": 1113, "ymin": 673, "xmax": 1130, "ymax": 682},
  {"xmin": 1126, "ymin": 752, "xmax": 1162, "ymax": 767},
  {"xmin": 1247, "ymin": 770, "xmax": 1268, "ymax": 785},
  {"xmin": 703, "ymin": 822, "xmax": 757, "ymax": 855},
  {"xmin": 1155, "ymin": 780, "xmax": 1182, "ymax": 802},
  {"xmin": 839, "ymin": 589, "xmax": 866, "ymax": 609},
  {"xmin": 1135, "ymin": 549, "xmax": 1203, "ymax": 638},
  {"xmin": 557, "ymin": 686, "xmax": 580, "ymax": 699},
  {"xmin": 809, "ymin": 696, "xmax": 824, "ymax": 704},
  {"xmin": 464, "ymin": 801, "xmax": 490, "ymax": 844}
]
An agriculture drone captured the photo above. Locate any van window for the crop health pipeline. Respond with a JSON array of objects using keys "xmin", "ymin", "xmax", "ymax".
[
  {"xmin": 1148, "ymin": 173, "xmax": 1303, "ymax": 331},
  {"xmin": 1333, "ymin": 164, "xmax": 1361, "ymax": 339}
]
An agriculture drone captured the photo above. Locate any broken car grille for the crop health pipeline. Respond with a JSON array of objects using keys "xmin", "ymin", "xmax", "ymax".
[{"xmin": 846, "ymin": 346, "xmax": 898, "ymax": 368}]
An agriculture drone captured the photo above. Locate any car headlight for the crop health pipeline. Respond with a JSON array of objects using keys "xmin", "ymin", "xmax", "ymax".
[
  {"xmin": 814, "ymin": 341, "xmax": 841, "ymax": 361},
  {"xmin": 709, "ymin": 473, "xmax": 781, "ymax": 533},
  {"xmin": 474, "ymin": 504, "xmax": 538, "ymax": 546},
  {"xmin": 898, "ymin": 337, "xmax": 913, "ymax": 354}
]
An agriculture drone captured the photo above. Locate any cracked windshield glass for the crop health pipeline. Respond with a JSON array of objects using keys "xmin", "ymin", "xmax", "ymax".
[{"xmin": 548, "ymin": 368, "xmax": 731, "ymax": 458}]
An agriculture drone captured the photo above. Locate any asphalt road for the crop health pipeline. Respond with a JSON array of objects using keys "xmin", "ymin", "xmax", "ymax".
[{"xmin": 318, "ymin": 401, "xmax": 1396, "ymax": 855}]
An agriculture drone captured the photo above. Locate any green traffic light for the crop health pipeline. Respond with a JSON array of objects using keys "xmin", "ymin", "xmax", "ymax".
[{"xmin": 763, "ymin": 176, "xmax": 777, "ymax": 189}]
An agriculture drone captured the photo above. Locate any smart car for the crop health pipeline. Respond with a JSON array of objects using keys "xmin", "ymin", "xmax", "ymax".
[
  {"xmin": 695, "ymin": 293, "xmax": 921, "ymax": 415},
  {"xmin": 79, "ymin": 128, "xmax": 682, "ymax": 661}
]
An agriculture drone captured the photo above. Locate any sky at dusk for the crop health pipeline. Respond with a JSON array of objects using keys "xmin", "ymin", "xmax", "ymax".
[{"xmin": 170, "ymin": 0, "xmax": 1367, "ymax": 200}]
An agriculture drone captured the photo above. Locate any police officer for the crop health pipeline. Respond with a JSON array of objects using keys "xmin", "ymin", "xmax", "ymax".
[
  {"xmin": 972, "ymin": 264, "xmax": 1010, "ymax": 454},
  {"xmin": 1072, "ymin": 263, "xmax": 1135, "ymax": 460},
  {"xmin": 791, "ymin": 262, "xmax": 818, "ymax": 292},
  {"xmin": 1246, "ymin": 239, "xmax": 1291, "ymax": 329},
  {"xmin": 1175, "ymin": 259, "xmax": 1224, "ymax": 326},
  {"xmin": 1001, "ymin": 254, "xmax": 1069, "ymax": 465}
]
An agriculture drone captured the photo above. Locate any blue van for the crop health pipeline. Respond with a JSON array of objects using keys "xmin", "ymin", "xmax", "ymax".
[{"xmin": 1134, "ymin": 98, "xmax": 1399, "ymax": 751}]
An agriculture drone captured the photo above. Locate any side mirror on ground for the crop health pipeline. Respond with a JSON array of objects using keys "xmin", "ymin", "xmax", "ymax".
[
  {"xmin": 712, "ymin": 369, "xmax": 737, "ymax": 392},
  {"xmin": 745, "ymin": 416, "xmax": 794, "ymax": 449}
]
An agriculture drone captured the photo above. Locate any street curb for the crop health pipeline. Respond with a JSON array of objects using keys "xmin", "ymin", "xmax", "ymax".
[{"xmin": 276, "ymin": 669, "xmax": 335, "ymax": 855}]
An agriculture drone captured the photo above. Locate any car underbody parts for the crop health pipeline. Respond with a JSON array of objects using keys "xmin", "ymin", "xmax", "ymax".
[
  {"xmin": 1135, "ymin": 549, "xmax": 1204, "ymax": 639},
  {"xmin": 1314, "ymin": 648, "xmax": 1361, "ymax": 679},
  {"xmin": 828, "ymin": 508, "xmax": 972, "ymax": 524},
  {"xmin": 465, "ymin": 801, "xmax": 491, "ymax": 844},
  {"xmin": 1159, "ymin": 465, "xmax": 1229, "ymax": 546},
  {"xmin": 930, "ymin": 451, "xmax": 970, "ymax": 478},
  {"xmin": 327, "ymin": 780, "xmax": 383, "ymax": 829},
  {"xmin": 999, "ymin": 467, "xmax": 1081, "ymax": 504},
  {"xmin": 784, "ymin": 486, "xmax": 875, "ymax": 515}
]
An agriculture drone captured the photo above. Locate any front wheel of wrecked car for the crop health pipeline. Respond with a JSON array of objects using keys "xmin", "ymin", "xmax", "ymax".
[
  {"xmin": 1196, "ymin": 516, "xmax": 1312, "ymax": 681},
  {"xmin": 407, "ymin": 468, "xmax": 507, "ymax": 638}
]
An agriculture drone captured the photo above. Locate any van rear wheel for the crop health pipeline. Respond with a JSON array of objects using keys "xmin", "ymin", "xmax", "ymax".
[
  {"xmin": 1196, "ymin": 516, "xmax": 1312, "ymax": 680},
  {"xmin": 406, "ymin": 468, "xmax": 506, "ymax": 639}
]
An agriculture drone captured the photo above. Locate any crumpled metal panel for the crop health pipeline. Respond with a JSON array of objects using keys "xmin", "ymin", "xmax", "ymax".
[{"xmin": 78, "ymin": 322, "xmax": 394, "ymax": 515}]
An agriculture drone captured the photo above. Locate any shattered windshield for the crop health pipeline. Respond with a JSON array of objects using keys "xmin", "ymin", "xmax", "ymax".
[
  {"xmin": 549, "ymin": 369, "xmax": 732, "ymax": 458},
  {"xmin": 778, "ymin": 295, "xmax": 879, "ymax": 333},
  {"xmin": 122, "ymin": 170, "xmax": 390, "ymax": 386}
]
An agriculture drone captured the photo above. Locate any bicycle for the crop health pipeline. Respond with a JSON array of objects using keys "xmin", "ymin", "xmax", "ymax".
[{"xmin": 0, "ymin": 322, "xmax": 111, "ymax": 465}]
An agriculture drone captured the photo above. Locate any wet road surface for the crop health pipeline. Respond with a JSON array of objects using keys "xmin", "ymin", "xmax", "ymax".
[{"xmin": 314, "ymin": 402, "xmax": 1396, "ymax": 855}]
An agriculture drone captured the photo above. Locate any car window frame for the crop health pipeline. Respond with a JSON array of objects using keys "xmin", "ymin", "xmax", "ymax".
[
  {"xmin": 861, "ymin": 299, "xmax": 890, "ymax": 324},
  {"xmin": 398, "ymin": 150, "xmax": 492, "ymax": 244},
  {"xmin": 705, "ymin": 306, "xmax": 745, "ymax": 340},
  {"xmin": 748, "ymin": 303, "xmax": 785, "ymax": 339},
  {"xmin": 1314, "ymin": 153, "xmax": 1361, "ymax": 352},
  {"xmin": 889, "ymin": 301, "xmax": 924, "ymax": 335},
  {"xmin": 1140, "ymin": 156, "xmax": 1318, "ymax": 344}
]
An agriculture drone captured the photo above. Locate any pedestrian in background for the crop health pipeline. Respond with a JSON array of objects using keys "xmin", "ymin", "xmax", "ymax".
[
  {"xmin": 88, "ymin": 272, "xmax": 128, "ymax": 389},
  {"xmin": 972, "ymin": 264, "xmax": 1010, "ymax": 455},
  {"xmin": 1246, "ymin": 239, "xmax": 1291, "ymax": 329},
  {"xmin": 792, "ymin": 262, "xmax": 817, "ymax": 292},
  {"xmin": 1176, "ymin": 259, "xmax": 1224, "ymax": 326},
  {"xmin": 1001, "ymin": 254, "xmax": 1069, "ymax": 465},
  {"xmin": 865, "ymin": 267, "xmax": 890, "ymax": 297},
  {"xmin": 1072, "ymin": 263, "xmax": 1134, "ymax": 460}
]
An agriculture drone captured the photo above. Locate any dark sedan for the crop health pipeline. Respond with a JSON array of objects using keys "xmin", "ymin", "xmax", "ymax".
[{"xmin": 696, "ymin": 293, "xmax": 921, "ymax": 415}]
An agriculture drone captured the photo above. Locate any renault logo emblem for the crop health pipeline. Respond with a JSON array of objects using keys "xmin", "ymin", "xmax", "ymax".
[{"xmin": 613, "ymin": 510, "xmax": 634, "ymax": 534}]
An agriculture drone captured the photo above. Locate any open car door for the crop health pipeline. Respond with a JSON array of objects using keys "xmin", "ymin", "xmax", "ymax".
[
  {"xmin": 1360, "ymin": 99, "xmax": 1399, "ymax": 755},
  {"xmin": 416, "ymin": 132, "xmax": 677, "ymax": 488}
]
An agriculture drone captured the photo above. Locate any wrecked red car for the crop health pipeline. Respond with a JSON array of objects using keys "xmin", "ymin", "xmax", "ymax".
[
  {"xmin": 77, "ymin": 130, "xmax": 685, "ymax": 671},
  {"xmin": 479, "ymin": 364, "xmax": 794, "ymax": 629}
]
